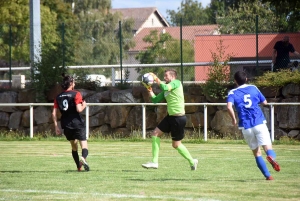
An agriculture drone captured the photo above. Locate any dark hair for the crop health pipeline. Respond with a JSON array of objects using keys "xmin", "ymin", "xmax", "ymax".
[
  {"xmin": 61, "ymin": 73, "xmax": 74, "ymax": 90},
  {"xmin": 165, "ymin": 69, "xmax": 177, "ymax": 77},
  {"xmin": 234, "ymin": 71, "xmax": 247, "ymax": 86}
]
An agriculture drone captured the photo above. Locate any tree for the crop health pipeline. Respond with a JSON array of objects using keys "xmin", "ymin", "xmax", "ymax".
[
  {"xmin": 231, "ymin": 0, "xmax": 300, "ymax": 32},
  {"xmin": 41, "ymin": 0, "xmax": 80, "ymax": 65},
  {"xmin": 66, "ymin": 0, "xmax": 111, "ymax": 15},
  {"xmin": 0, "ymin": 0, "xmax": 77, "ymax": 66},
  {"xmin": 206, "ymin": 0, "xmax": 226, "ymax": 24},
  {"xmin": 166, "ymin": 0, "xmax": 211, "ymax": 26},
  {"xmin": 70, "ymin": 1, "xmax": 135, "ymax": 78},
  {"xmin": 0, "ymin": 0, "xmax": 31, "ymax": 65},
  {"xmin": 135, "ymin": 30, "xmax": 194, "ymax": 81},
  {"xmin": 216, "ymin": 0, "xmax": 279, "ymax": 34}
]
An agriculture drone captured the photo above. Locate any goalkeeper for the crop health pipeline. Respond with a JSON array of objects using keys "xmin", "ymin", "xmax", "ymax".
[{"xmin": 141, "ymin": 69, "xmax": 198, "ymax": 170}]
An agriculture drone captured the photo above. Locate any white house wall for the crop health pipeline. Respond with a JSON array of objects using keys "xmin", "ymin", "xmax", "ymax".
[{"xmin": 136, "ymin": 13, "xmax": 165, "ymax": 34}]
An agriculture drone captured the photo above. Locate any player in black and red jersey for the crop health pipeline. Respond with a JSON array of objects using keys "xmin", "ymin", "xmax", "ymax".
[{"xmin": 52, "ymin": 74, "xmax": 90, "ymax": 171}]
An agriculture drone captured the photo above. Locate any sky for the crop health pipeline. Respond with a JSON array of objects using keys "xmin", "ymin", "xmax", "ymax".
[{"xmin": 111, "ymin": 0, "xmax": 211, "ymax": 19}]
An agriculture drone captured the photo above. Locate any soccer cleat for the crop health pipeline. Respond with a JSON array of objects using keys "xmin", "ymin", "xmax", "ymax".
[
  {"xmin": 80, "ymin": 156, "xmax": 90, "ymax": 171},
  {"xmin": 142, "ymin": 162, "xmax": 158, "ymax": 169},
  {"xmin": 266, "ymin": 176, "xmax": 274, "ymax": 180},
  {"xmin": 77, "ymin": 162, "xmax": 83, "ymax": 172},
  {"xmin": 191, "ymin": 159, "xmax": 198, "ymax": 171},
  {"xmin": 266, "ymin": 156, "xmax": 280, "ymax": 172}
]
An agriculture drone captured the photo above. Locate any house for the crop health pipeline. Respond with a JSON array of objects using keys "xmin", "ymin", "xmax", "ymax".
[
  {"xmin": 194, "ymin": 33, "xmax": 300, "ymax": 81},
  {"xmin": 110, "ymin": 7, "xmax": 170, "ymax": 81},
  {"xmin": 110, "ymin": 7, "xmax": 169, "ymax": 35}
]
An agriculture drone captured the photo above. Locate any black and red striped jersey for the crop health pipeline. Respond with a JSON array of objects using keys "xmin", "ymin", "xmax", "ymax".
[{"xmin": 54, "ymin": 90, "xmax": 84, "ymax": 129}]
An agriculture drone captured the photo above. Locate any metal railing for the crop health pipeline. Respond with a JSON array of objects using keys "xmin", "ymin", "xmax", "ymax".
[
  {"xmin": 1, "ymin": 102, "xmax": 299, "ymax": 141},
  {"xmin": 0, "ymin": 60, "xmax": 275, "ymax": 72}
]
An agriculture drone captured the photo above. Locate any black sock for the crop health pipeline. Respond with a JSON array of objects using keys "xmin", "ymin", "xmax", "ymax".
[
  {"xmin": 72, "ymin": 151, "xmax": 80, "ymax": 168},
  {"xmin": 82, "ymin": 148, "xmax": 88, "ymax": 159}
]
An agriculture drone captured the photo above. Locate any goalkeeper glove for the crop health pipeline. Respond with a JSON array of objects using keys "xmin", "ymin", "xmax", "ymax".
[{"xmin": 141, "ymin": 82, "xmax": 152, "ymax": 92}]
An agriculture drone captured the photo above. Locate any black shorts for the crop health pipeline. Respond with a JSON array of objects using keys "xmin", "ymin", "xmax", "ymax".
[
  {"xmin": 64, "ymin": 127, "xmax": 86, "ymax": 141},
  {"xmin": 157, "ymin": 115, "xmax": 186, "ymax": 141}
]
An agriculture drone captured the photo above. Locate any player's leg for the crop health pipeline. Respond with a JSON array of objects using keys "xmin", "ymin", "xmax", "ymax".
[
  {"xmin": 173, "ymin": 140, "xmax": 198, "ymax": 170},
  {"xmin": 252, "ymin": 147, "xmax": 272, "ymax": 180},
  {"xmin": 80, "ymin": 140, "xmax": 88, "ymax": 158},
  {"xmin": 142, "ymin": 127, "xmax": 163, "ymax": 169},
  {"xmin": 243, "ymin": 127, "xmax": 272, "ymax": 180},
  {"xmin": 171, "ymin": 116, "xmax": 198, "ymax": 170},
  {"xmin": 256, "ymin": 124, "xmax": 280, "ymax": 172},
  {"xmin": 264, "ymin": 145, "xmax": 280, "ymax": 171},
  {"xmin": 70, "ymin": 139, "xmax": 81, "ymax": 171},
  {"xmin": 64, "ymin": 128, "xmax": 81, "ymax": 171},
  {"xmin": 77, "ymin": 128, "xmax": 89, "ymax": 171}
]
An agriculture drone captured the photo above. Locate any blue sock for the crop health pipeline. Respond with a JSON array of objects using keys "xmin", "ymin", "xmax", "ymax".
[
  {"xmin": 266, "ymin": 150, "xmax": 276, "ymax": 159},
  {"xmin": 255, "ymin": 156, "xmax": 270, "ymax": 178}
]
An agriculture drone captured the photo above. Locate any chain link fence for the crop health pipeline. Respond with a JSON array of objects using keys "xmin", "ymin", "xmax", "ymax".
[{"xmin": 1, "ymin": 16, "xmax": 300, "ymax": 89}]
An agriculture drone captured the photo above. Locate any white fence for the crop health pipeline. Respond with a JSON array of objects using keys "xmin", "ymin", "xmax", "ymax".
[{"xmin": 1, "ymin": 102, "xmax": 299, "ymax": 141}]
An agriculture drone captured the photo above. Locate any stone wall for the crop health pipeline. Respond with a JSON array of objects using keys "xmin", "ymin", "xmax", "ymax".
[{"xmin": 0, "ymin": 83, "xmax": 299, "ymax": 140}]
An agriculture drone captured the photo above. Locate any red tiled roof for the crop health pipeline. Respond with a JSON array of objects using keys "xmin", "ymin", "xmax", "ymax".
[{"xmin": 130, "ymin": 25, "xmax": 219, "ymax": 51}]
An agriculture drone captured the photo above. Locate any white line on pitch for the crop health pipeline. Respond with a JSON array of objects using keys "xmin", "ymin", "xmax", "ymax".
[{"xmin": 0, "ymin": 189, "xmax": 221, "ymax": 201}]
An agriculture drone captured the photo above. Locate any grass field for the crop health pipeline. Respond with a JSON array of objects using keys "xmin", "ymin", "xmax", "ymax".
[{"xmin": 0, "ymin": 140, "xmax": 299, "ymax": 201}]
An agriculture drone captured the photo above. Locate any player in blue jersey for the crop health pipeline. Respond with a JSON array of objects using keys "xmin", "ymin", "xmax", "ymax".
[{"xmin": 227, "ymin": 71, "xmax": 280, "ymax": 180}]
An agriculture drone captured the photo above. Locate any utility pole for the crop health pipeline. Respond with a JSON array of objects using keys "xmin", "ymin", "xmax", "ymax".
[{"xmin": 29, "ymin": 0, "xmax": 42, "ymax": 79}]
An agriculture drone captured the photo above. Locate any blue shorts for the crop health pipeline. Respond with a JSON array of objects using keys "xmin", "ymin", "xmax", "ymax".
[{"xmin": 157, "ymin": 115, "xmax": 186, "ymax": 141}]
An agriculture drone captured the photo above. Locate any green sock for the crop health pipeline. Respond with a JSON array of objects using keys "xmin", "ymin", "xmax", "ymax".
[
  {"xmin": 152, "ymin": 136, "xmax": 160, "ymax": 163},
  {"xmin": 176, "ymin": 144, "xmax": 194, "ymax": 166}
]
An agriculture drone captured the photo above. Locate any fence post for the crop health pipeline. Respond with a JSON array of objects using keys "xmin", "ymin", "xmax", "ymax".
[
  {"xmin": 142, "ymin": 104, "xmax": 146, "ymax": 139},
  {"xmin": 61, "ymin": 22, "xmax": 65, "ymax": 69},
  {"xmin": 112, "ymin": 67, "xmax": 116, "ymax": 86},
  {"xmin": 270, "ymin": 104, "xmax": 275, "ymax": 142},
  {"xmin": 119, "ymin": 21, "xmax": 123, "ymax": 83},
  {"xmin": 9, "ymin": 24, "xmax": 12, "ymax": 88},
  {"xmin": 204, "ymin": 104, "xmax": 207, "ymax": 141},
  {"xmin": 180, "ymin": 18, "xmax": 183, "ymax": 83},
  {"xmin": 256, "ymin": 15, "xmax": 259, "ymax": 70},
  {"xmin": 86, "ymin": 105, "xmax": 89, "ymax": 139},
  {"xmin": 30, "ymin": 104, "xmax": 34, "ymax": 138}
]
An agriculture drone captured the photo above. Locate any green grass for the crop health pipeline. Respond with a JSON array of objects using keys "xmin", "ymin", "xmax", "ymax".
[{"xmin": 0, "ymin": 140, "xmax": 299, "ymax": 201}]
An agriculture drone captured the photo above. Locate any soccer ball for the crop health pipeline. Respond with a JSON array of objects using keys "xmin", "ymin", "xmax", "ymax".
[{"xmin": 142, "ymin": 73, "xmax": 155, "ymax": 86}]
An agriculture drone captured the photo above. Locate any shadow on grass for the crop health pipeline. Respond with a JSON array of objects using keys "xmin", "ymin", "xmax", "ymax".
[{"xmin": 128, "ymin": 178, "xmax": 263, "ymax": 182}]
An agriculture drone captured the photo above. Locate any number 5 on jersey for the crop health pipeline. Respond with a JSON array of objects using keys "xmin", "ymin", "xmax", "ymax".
[{"xmin": 244, "ymin": 94, "xmax": 252, "ymax": 108}]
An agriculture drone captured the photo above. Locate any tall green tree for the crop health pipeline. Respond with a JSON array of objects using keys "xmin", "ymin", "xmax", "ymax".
[
  {"xmin": 216, "ymin": 0, "xmax": 279, "ymax": 34},
  {"xmin": 66, "ymin": 0, "xmax": 135, "ymax": 78},
  {"xmin": 0, "ymin": 0, "xmax": 74, "ymax": 66},
  {"xmin": 231, "ymin": 0, "xmax": 300, "ymax": 32},
  {"xmin": 207, "ymin": 0, "xmax": 226, "ymax": 24},
  {"xmin": 69, "ymin": 0, "xmax": 111, "ymax": 15},
  {"xmin": 166, "ymin": 0, "xmax": 211, "ymax": 26},
  {"xmin": 0, "ymin": 0, "xmax": 30, "ymax": 65}
]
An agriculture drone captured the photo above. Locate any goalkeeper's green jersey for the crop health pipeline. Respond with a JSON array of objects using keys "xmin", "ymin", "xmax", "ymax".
[{"xmin": 151, "ymin": 79, "xmax": 185, "ymax": 116}]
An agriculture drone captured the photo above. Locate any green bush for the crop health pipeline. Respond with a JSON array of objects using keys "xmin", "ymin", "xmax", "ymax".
[{"xmin": 253, "ymin": 69, "xmax": 300, "ymax": 87}]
